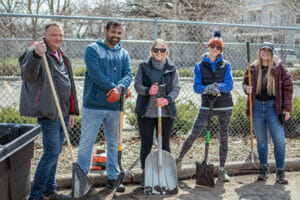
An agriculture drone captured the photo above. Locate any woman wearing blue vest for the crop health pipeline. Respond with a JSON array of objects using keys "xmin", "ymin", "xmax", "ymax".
[
  {"xmin": 176, "ymin": 31, "xmax": 233, "ymax": 182},
  {"xmin": 134, "ymin": 39, "xmax": 180, "ymax": 187}
]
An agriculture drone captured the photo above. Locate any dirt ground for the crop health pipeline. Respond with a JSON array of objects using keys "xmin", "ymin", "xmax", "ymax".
[
  {"xmin": 31, "ymin": 134, "xmax": 300, "ymax": 178},
  {"xmin": 60, "ymin": 171, "xmax": 300, "ymax": 200}
]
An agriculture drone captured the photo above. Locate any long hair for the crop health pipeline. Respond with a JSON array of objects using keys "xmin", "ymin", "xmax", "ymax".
[{"xmin": 256, "ymin": 49, "xmax": 276, "ymax": 95}]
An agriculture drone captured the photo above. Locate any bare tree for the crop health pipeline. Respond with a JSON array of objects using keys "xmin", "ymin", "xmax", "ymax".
[
  {"xmin": 0, "ymin": 0, "xmax": 22, "ymax": 37},
  {"xmin": 19, "ymin": 0, "xmax": 44, "ymax": 40},
  {"xmin": 119, "ymin": 0, "xmax": 249, "ymax": 56}
]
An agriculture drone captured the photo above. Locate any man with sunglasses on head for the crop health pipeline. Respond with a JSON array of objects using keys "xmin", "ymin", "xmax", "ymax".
[
  {"xmin": 176, "ymin": 30, "xmax": 233, "ymax": 182},
  {"xmin": 77, "ymin": 21, "xmax": 132, "ymax": 192}
]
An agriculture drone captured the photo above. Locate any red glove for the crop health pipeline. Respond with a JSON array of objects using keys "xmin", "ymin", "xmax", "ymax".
[
  {"xmin": 107, "ymin": 88, "xmax": 120, "ymax": 103},
  {"xmin": 156, "ymin": 98, "xmax": 169, "ymax": 107},
  {"xmin": 149, "ymin": 83, "xmax": 158, "ymax": 95},
  {"xmin": 124, "ymin": 88, "xmax": 132, "ymax": 99}
]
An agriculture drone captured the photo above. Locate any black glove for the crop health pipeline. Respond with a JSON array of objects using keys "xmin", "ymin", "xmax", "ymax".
[{"xmin": 203, "ymin": 83, "xmax": 221, "ymax": 96}]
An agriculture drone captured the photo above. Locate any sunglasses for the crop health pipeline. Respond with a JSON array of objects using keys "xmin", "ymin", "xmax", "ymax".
[
  {"xmin": 153, "ymin": 48, "xmax": 166, "ymax": 53},
  {"xmin": 209, "ymin": 45, "xmax": 222, "ymax": 51}
]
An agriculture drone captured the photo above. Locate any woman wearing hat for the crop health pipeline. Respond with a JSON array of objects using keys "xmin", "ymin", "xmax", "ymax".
[
  {"xmin": 176, "ymin": 31, "xmax": 233, "ymax": 182},
  {"xmin": 243, "ymin": 42, "xmax": 293, "ymax": 184}
]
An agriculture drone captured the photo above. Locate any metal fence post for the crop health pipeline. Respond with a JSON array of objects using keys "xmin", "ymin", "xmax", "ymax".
[{"xmin": 153, "ymin": 18, "xmax": 157, "ymax": 40}]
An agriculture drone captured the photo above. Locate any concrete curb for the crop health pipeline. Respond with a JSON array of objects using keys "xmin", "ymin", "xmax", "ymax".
[{"xmin": 55, "ymin": 158, "xmax": 300, "ymax": 189}]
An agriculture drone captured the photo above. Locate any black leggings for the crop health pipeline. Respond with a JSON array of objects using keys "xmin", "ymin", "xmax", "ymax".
[{"xmin": 137, "ymin": 115, "xmax": 174, "ymax": 169}]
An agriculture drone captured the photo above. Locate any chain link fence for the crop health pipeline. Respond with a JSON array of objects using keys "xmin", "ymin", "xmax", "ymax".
[{"xmin": 1, "ymin": 14, "xmax": 300, "ymax": 171}]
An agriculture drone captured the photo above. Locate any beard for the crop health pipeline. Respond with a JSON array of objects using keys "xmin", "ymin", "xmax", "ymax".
[{"xmin": 108, "ymin": 37, "xmax": 120, "ymax": 45}]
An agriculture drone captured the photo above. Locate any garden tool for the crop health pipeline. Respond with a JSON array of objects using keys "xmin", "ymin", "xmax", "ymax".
[
  {"xmin": 240, "ymin": 42, "xmax": 260, "ymax": 172},
  {"xmin": 195, "ymin": 95, "xmax": 218, "ymax": 188},
  {"xmin": 144, "ymin": 84, "xmax": 178, "ymax": 195},
  {"xmin": 42, "ymin": 54, "xmax": 97, "ymax": 200},
  {"xmin": 105, "ymin": 94, "xmax": 125, "ymax": 199}
]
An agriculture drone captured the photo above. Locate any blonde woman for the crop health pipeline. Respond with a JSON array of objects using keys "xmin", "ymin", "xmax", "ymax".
[
  {"xmin": 243, "ymin": 42, "xmax": 293, "ymax": 184},
  {"xmin": 134, "ymin": 39, "xmax": 180, "ymax": 187}
]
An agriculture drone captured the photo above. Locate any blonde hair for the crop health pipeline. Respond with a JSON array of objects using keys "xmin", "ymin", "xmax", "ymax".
[
  {"xmin": 256, "ymin": 49, "xmax": 276, "ymax": 96},
  {"xmin": 150, "ymin": 39, "xmax": 169, "ymax": 56}
]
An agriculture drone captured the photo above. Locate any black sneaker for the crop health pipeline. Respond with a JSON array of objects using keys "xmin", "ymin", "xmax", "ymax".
[
  {"xmin": 44, "ymin": 190, "xmax": 71, "ymax": 200},
  {"xmin": 257, "ymin": 165, "xmax": 269, "ymax": 181},
  {"xmin": 106, "ymin": 179, "xmax": 125, "ymax": 193},
  {"xmin": 276, "ymin": 169, "xmax": 288, "ymax": 184}
]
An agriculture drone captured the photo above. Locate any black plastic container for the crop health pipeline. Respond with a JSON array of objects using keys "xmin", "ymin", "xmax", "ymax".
[{"xmin": 0, "ymin": 123, "xmax": 41, "ymax": 200}]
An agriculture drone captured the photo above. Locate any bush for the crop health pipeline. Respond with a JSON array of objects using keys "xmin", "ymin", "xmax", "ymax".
[
  {"xmin": 72, "ymin": 67, "xmax": 86, "ymax": 76},
  {"xmin": 229, "ymin": 95, "xmax": 250, "ymax": 136},
  {"xmin": 178, "ymin": 69, "xmax": 194, "ymax": 77},
  {"xmin": 125, "ymin": 99, "xmax": 199, "ymax": 136},
  {"xmin": 0, "ymin": 104, "xmax": 36, "ymax": 124},
  {"xmin": 0, "ymin": 105, "xmax": 104, "ymax": 145},
  {"xmin": 233, "ymin": 70, "xmax": 245, "ymax": 77},
  {"xmin": 285, "ymin": 97, "xmax": 300, "ymax": 137},
  {"xmin": 172, "ymin": 99, "xmax": 198, "ymax": 135},
  {"xmin": 125, "ymin": 95, "xmax": 300, "ymax": 137},
  {"xmin": 291, "ymin": 67, "xmax": 300, "ymax": 81}
]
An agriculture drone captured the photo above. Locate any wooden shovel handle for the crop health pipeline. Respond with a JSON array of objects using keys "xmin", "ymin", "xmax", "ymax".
[{"xmin": 42, "ymin": 54, "xmax": 75, "ymax": 163}]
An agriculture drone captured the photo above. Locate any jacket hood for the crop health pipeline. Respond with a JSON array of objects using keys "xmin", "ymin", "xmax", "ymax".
[
  {"xmin": 202, "ymin": 52, "xmax": 223, "ymax": 64},
  {"xmin": 96, "ymin": 38, "xmax": 122, "ymax": 51},
  {"xmin": 251, "ymin": 55, "xmax": 282, "ymax": 67}
]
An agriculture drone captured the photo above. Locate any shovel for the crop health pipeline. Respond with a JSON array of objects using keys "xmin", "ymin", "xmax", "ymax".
[
  {"xmin": 144, "ymin": 84, "xmax": 178, "ymax": 195},
  {"xmin": 195, "ymin": 95, "xmax": 218, "ymax": 188},
  {"xmin": 42, "ymin": 54, "xmax": 96, "ymax": 199},
  {"xmin": 104, "ymin": 94, "xmax": 125, "ymax": 199}
]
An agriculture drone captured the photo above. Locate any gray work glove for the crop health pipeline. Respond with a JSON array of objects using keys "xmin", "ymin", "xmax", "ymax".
[{"xmin": 203, "ymin": 83, "xmax": 221, "ymax": 96}]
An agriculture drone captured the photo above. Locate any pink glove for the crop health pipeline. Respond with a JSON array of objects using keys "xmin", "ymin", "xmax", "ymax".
[
  {"xmin": 156, "ymin": 98, "xmax": 169, "ymax": 107},
  {"xmin": 149, "ymin": 83, "xmax": 158, "ymax": 95}
]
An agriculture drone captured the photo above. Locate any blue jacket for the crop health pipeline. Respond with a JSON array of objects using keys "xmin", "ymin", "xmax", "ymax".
[
  {"xmin": 193, "ymin": 53, "xmax": 233, "ymax": 94},
  {"xmin": 83, "ymin": 39, "xmax": 132, "ymax": 110}
]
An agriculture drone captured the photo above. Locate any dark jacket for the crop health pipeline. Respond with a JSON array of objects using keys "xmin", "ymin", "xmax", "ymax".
[
  {"xmin": 19, "ymin": 41, "xmax": 79, "ymax": 120},
  {"xmin": 200, "ymin": 60, "xmax": 233, "ymax": 108},
  {"xmin": 243, "ymin": 56, "xmax": 293, "ymax": 116},
  {"xmin": 134, "ymin": 57, "xmax": 179, "ymax": 118}
]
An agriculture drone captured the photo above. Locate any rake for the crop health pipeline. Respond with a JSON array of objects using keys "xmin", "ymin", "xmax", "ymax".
[{"xmin": 240, "ymin": 42, "xmax": 260, "ymax": 172}]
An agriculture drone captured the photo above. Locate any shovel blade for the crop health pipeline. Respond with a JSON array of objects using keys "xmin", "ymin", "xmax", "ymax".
[
  {"xmin": 144, "ymin": 150, "xmax": 178, "ymax": 195},
  {"xmin": 195, "ymin": 161, "xmax": 215, "ymax": 187},
  {"xmin": 72, "ymin": 163, "xmax": 96, "ymax": 199}
]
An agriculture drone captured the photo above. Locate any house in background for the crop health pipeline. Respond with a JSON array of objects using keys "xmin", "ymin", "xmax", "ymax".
[{"xmin": 239, "ymin": 0, "xmax": 300, "ymax": 61}]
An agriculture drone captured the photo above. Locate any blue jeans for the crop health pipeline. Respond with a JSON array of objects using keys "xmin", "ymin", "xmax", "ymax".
[
  {"xmin": 252, "ymin": 100, "xmax": 285, "ymax": 169},
  {"xmin": 29, "ymin": 116, "xmax": 68, "ymax": 199},
  {"xmin": 77, "ymin": 107, "xmax": 120, "ymax": 180}
]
